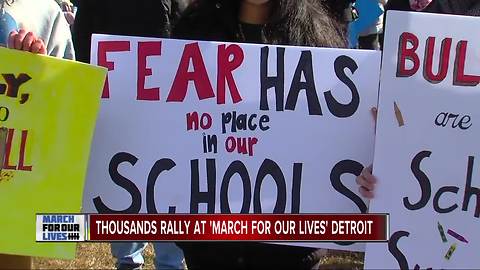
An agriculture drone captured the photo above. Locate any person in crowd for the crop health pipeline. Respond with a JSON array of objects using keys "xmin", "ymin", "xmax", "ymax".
[
  {"xmin": 325, "ymin": 0, "xmax": 358, "ymax": 28},
  {"xmin": 108, "ymin": 242, "xmax": 186, "ymax": 270},
  {"xmin": 0, "ymin": 1, "xmax": 16, "ymax": 46},
  {"xmin": 73, "ymin": 0, "xmax": 190, "ymax": 63},
  {"xmin": 73, "ymin": 1, "xmax": 192, "ymax": 269},
  {"xmin": 386, "ymin": 0, "xmax": 470, "ymax": 13},
  {"xmin": 1, "ymin": 0, "xmax": 74, "ymax": 59},
  {"xmin": 358, "ymin": 0, "xmax": 386, "ymax": 50},
  {"xmin": 54, "ymin": 0, "xmax": 76, "ymax": 27},
  {"xmin": 172, "ymin": 0, "xmax": 371, "ymax": 269},
  {"xmin": 174, "ymin": 0, "xmax": 350, "ymax": 47},
  {"xmin": 384, "ymin": 0, "xmax": 480, "ymax": 15}
]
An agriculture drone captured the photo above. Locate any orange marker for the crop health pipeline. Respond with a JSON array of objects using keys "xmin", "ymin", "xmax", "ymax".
[{"xmin": 394, "ymin": 102, "xmax": 405, "ymax": 127}]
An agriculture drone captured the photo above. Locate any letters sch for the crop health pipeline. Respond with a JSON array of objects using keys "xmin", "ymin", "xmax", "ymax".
[
  {"xmin": 406, "ymin": 150, "xmax": 479, "ymax": 217},
  {"xmin": 389, "ymin": 150, "xmax": 480, "ymax": 269},
  {"xmin": 397, "ymin": 32, "xmax": 480, "ymax": 86},
  {"xmin": 93, "ymin": 153, "xmax": 367, "ymax": 216},
  {"xmin": 97, "ymin": 41, "xmax": 360, "ymax": 117}
]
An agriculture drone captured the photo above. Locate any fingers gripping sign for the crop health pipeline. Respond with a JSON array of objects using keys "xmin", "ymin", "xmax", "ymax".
[
  {"xmin": 356, "ymin": 165, "xmax": 377, "ymax": 199},
  {"xmin": 8, "ymin": 29, "xmax": 46, "ymax": 55}
]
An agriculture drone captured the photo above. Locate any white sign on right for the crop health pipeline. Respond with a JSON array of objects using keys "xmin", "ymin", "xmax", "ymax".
[{"xmin": 365, "ymin": 11, "xmax": 480, "ymax": 269}]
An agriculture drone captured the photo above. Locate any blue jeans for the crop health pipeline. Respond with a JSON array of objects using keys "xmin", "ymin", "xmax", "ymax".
[{"xmin": 111, "ymin": 242, "xmax": 185, "ymax": 269}]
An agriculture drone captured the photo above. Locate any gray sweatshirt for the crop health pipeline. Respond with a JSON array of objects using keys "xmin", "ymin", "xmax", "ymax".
[{"xmin": 2, "ymin": 0, "xmax": 75, "ymax": 59}]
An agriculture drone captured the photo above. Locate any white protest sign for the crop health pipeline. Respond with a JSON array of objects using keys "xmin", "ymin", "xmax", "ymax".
[
  {"xmin": 82, "ymin": 35, "xmax": 381, "ymax": 251},
  {"xmin": 365, "ymin": 11, "xmax": 480, "ymax": 269}
]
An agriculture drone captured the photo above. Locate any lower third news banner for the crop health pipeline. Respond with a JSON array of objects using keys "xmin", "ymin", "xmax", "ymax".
[
  {"xmin": 36, "ymin": 214, "xmax": 87, "ymax": 242},
  {"xmin": 36, "ymin": 214, "xmax": 388, "ymax": 242}
]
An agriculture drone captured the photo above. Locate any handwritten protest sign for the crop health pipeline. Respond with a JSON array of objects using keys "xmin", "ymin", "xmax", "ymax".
[
  {"xmin": 82, "ymin": 35, "xmax": 381, "ymax": 251},
  {"xmin": 0, "ymin": 48, "xmax": 106, "ymax": 259},
  {"xmin": 365, "ymin": 11, "xmax": 480, "ymax": 269}
]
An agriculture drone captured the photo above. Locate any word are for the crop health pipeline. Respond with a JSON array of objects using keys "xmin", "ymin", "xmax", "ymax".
[{"xmin": 434, "ymin": 112, "xmax": 471, "ymax": 130}]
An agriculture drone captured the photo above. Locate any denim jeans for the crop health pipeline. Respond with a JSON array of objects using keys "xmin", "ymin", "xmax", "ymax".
[{"xmin": 111, "ymin": 242, "xmax": 186, "ymax": 270}]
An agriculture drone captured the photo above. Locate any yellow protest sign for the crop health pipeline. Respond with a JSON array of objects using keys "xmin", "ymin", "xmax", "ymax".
[{"xmin": 0, "ymin": 47, "xmax": 106, "ymax": 259}]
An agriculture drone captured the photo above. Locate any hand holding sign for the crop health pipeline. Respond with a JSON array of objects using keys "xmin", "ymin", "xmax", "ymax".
[
  {"xmin": 355, "ymin": 107, "xmax": 378, "ymax": 199},
  {"xmin": 356, "ymin": 165, "xmax": 376, "ymax": 199}
]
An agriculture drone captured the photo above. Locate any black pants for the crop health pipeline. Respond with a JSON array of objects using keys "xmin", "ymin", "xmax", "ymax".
[
  {"xmin": 358, "ymin": 34, "xmax": 380, "ymax": 50},
  {"xmin": 177, "ymin": 242, "xmax": 324, "ymax": 270}
]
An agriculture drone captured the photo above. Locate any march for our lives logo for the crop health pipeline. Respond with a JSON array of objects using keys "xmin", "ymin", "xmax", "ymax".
[{"xmin": 36, "ymin": 214, "xmax": 86, "ymax": 242}]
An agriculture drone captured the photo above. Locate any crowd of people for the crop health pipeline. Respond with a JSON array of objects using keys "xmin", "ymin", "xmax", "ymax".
[{"xmin": 1, "ymin": 0, "xmax": 480, "ymax": 269}]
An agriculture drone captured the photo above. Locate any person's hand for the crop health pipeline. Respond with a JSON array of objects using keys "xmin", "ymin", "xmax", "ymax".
[
  {"xmin": 8, "ymin": 29, "xmax": 47, "ymax": 54},
  {"xmin": 409, "ymin": 0, "xmax": 433, "ymax": 11},
  {"xmin": 356, "ymin": 165, "xmax": 376, "ymax": 199},
  {"xmin": 61, "ymin": 2, "xmax": 73, "ymax": 12},
  {"xmin": 371, "ymin": 107, "xmax": 378, "ymax": 130},
  {"xmin": 356, "ymin": 107, "xmax": 379, "ymax": 199},
  {"xmin": 64, "ymin": 11, "xmax": 75, "ymax": 25}
]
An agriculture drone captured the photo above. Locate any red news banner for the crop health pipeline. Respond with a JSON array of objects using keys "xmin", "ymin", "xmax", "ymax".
[{"xmin": 89, "ymin": 214, "xmax": 388, "ymax": 242}]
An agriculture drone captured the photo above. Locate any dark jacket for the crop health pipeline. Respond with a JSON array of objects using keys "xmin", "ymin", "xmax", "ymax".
[
  {"xmin": 173, "ymin": 0, "xmax": 352, "ymax": 47},
  {"xmin": 73, "ymin": 0, "xmax": 188, "ymax": 63},
  {"xmin": 325, "ymin": 0, "xmax": 357, "ymax": 23},
  {"xmin": 177, "ymin": 241, "xmax": 328, "ymax": 270},
  {"xmin": 173, "ymin": 0, "xmax": 242, "ymax": 42}
]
